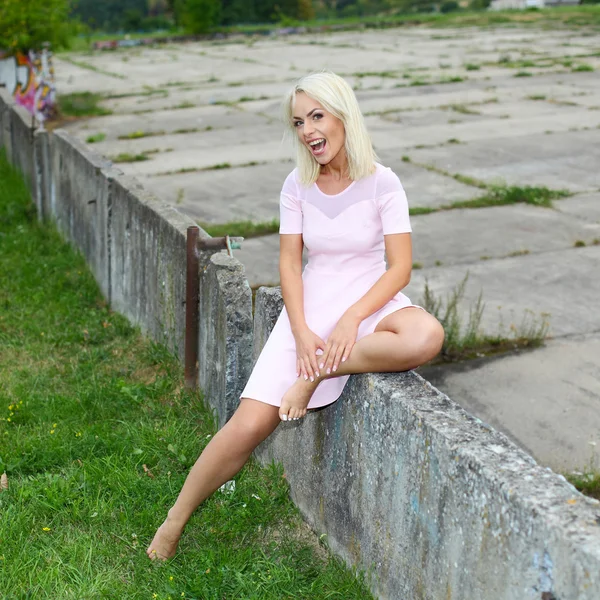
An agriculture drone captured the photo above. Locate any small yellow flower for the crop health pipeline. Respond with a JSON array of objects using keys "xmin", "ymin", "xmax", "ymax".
[
  {"xmin": 152, "ymin": 595, "xmax": 157, "ymax": 599},
  {"xmin": 169, "ymin": 576, "xmax": 173, "ymax": 581},
  {"xmin": 6, "ymin": 418, "xmax": 10, "ymax": 423},
  {"xmin": 181, "ymin": 594, "xmax": 185, "ymax": 598},
  {"xmin": 8, "ymin": 405, "xmax": 13, "ymax": 411},
  {"xmin": 42, "ymin": 527, "xmax": 51, "ymax": 532},
  {"xmin": 53, "ymin": 423, "xmax": 57, "ymax": 428},
  {"xmin": 50, "ymin": 430, "xmax": 55, "ymax": 435}
]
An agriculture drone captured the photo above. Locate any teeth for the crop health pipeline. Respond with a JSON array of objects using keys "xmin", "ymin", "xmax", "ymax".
[{"xmin": 309, "ymin": 139, "xmax": 324, "ymax": 146}]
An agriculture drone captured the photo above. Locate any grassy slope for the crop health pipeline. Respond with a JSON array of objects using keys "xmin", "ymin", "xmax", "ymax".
[{"xmin": 0, "ymin": 150, "xmax": 372, "ymax": 599}]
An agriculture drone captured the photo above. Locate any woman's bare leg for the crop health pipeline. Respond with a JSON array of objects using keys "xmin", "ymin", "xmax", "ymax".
[
  {"xmin": 280, "ymin": 308, "xmax": 444, "ymax": 420},
  {"xmin": 147, "ymin": 398, "xmax": 280, "ymax": 560}
]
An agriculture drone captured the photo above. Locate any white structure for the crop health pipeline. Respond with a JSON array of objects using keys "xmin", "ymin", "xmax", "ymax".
[{"xmin": 489, "ymin": 0, "xmax": 580, "ymax": 9}]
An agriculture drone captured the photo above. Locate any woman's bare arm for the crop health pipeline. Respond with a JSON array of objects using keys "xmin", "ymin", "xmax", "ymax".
[{"xmin": 279, "ymin": 233, "xmax": 306, "ymax": 334}]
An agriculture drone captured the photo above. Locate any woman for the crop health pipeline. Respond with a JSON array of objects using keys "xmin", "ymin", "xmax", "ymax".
[{"xmin": 147, "ymin": 71, "xmax": 444, "ymax": 560}]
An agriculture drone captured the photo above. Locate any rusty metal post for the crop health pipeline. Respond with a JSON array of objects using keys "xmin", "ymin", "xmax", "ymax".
[{"xmin": 185, "ymin": 226, "xmax": 200, "ymax": 390}]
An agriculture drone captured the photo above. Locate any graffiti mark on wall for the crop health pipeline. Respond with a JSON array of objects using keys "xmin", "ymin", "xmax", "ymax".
[{"xmin": 0, "ymin": 49, "xmax": 56, "ymax": 125}]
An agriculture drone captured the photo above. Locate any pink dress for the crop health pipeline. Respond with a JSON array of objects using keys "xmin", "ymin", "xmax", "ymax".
[{"xmin": 240, "ymin": 163, "xmax": 420, "ymax": 409}]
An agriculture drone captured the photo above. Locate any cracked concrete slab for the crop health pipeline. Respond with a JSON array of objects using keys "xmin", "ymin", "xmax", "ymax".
[
  {"xmin": 418, "ymin": 333, "xmax": 600, "ymax": 472},
  {"xmin": 404, "ymin": 245, "xmax": 600, "ymax": 339}
]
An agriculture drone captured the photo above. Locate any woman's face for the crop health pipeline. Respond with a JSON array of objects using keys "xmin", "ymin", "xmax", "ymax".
[{"xmin": 292, "ymin": 92, "xmax": 346, "ymax": 167}]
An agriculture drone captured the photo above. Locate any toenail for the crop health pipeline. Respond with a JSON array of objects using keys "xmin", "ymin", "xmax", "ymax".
[{"xmin": 281, "ymin": 414, "xmax": 288, "ymax": 421}]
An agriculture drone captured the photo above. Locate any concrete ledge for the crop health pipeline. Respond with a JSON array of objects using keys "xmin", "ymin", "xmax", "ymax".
[
  {"xmin": 253, "ymin": 287, "xmax": 600, "ymax": 600},
  {"xmin": 10, "ymin": 102, "xmax": 35, "ymax": 193},
  {"xmin": 33, "ymin": 129, "xmax": 51, "ymax": 220},
  {"xmin": 200, "ymin": 252, "xmax": 253, "ymax": 427},
  {"xmin": 50, "ymin": 130, "xmax": 113, "ymax": 300},
  {"xmin": 109, "ymin": 173, "xmax": 198, "ymax": 358},
  {"xmin": 0, "ymin": 89, "xmax": 14, "ymax": 161}
]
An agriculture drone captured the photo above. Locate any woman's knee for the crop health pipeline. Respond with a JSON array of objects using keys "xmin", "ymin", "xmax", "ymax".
[
  {"xmin": 227, "ymin": 400, "xmax": 280, "ymax": 445},
  {"xmin": 417, "ymin": 317, "xmax": 445, "ymax": 361},
  {"xmin": 402, "ymin": 316, "xmax": 444, "ymax": 365}
]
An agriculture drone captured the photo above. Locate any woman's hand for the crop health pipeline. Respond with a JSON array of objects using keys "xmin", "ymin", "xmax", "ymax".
[
  {"xmin": 293, "ymin": 327, "xmax": 327, "ymax": 382},
  {"xmin": 320, "ymin": 312, "xmax": 361, "ymax": 375}
]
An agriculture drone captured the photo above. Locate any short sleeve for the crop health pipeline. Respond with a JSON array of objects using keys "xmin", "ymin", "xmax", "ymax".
[
  {"xmin": 279, "ymin": 170, "xmax": 303, "ymax": 234},
  {"xmin": 376, "ymin": 167, "xmax": 412, "ymax": 235}
]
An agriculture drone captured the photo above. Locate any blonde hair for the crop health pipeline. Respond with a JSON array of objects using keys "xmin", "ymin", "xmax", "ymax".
[{"xmin": 282, "ymin": 71, "xmax": 377, "ymax": 186}]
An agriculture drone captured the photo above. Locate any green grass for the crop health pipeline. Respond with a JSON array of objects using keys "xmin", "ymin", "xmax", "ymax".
[
  {"xmin": 572, "ymin": 64, "xmax": 594, "ymax": 72},
  {"xmin": 118, "ymin": 130, "xmax": 166, "ymax": 140},
  {"xmin": 565, "ymin": 472, "xmax": 600, "ymax": 500},
  {"xmin": 447, "ymin": 184, "xmax": 571, "ymax": 210},
  {"xmin": 57, "ymin": 93, "xmax": 113, "ymax": 118},
  {"xmin": 85, "ymin": 133, "xmax": 106, "ymax": 144},
  {"xmin": 198, "ymin": 218, "xmax": 280, "ymax": 239},
  {"xmin": 420, "ymin": 273, "xmax": 550, "ymax": 364},
  {"xmin": 0, "ymin": 149, "xmax": 374, "ymax": 599},
  {"xmin": 111, "ymin": 153, "xmax": 152, "ymax": 163}
]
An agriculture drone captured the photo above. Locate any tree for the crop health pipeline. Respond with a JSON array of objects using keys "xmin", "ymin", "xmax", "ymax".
[
  {"xmin": 0, "ymin": 0, "xmax": 73, "ymax": 54},
  {"xmin": 181, "ymin": 0, "xmax": 222, "ymax": 32},
  {"xmin": 297, "ymin": 0, "xmax": 316, "ymax": 20}
]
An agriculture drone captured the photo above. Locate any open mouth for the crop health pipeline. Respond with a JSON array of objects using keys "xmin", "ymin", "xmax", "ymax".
[{"xmin": 308, "ymin": 138, "xmax": 326, "ymax": 156}]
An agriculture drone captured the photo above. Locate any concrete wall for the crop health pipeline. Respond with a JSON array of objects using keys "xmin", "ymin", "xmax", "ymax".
[
  {"xmin": 199, "ymin": 252, "xmax": 253, "ymax": 427},
  {"xmin": 1, "ymin": 88, "xmax": 600, "ymax": 600},
  {"xmin": 253, "ymin": 287, "xmax": 600, "ymax": 600},
  {"xmin": 9, "ymin": 102, "xmax": 35, "ymax": 194},
  {"xmin": 0, "ymin": 89, "xmax": 14, "ymax": 163},
  {"xmin": 0, "ymin": 89, "xmax": 246, "ymax": 414}
]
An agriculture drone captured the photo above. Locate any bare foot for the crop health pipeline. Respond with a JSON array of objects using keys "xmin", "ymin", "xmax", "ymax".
[
  {"xmin": 146, "ymin": 518, "xmax": 184, "ymax": 561},
  {"xmin": 279, "ymin": 377, "xmax": 318, "ymax": 421}
]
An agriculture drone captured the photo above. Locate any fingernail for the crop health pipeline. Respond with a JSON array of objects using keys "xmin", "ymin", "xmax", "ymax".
[
  {"xmin": 326, "ymin": 368, "xmax": 331, "ymax": 375},
  {"xmin": 342, "ymin": 357, "xmax": 346, "ymax": 362},
  {"xmin": 319, "ymin": 363, "xmax": 324, "ymax": 369},
  {"xmin": 316, "ymin": 371, "xmax": 320, "ymax": 377},
  {"xmin": 332, "ymin": 366, "xmax": 337, "ymax": 372},
  {"xmin": 304, "ymin": 375, "xmax": 308, "ymax": 380},
  {"xmin": 310, "ymin": 376, "xmax": 314, "ymax": 382}
]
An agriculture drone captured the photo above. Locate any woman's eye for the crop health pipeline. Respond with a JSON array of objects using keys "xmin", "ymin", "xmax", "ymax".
[
  {"xmin": 313, "ymin": 113, "xmax": 323, "ymax": 120},
  {"xmin": 293, "ymin": 121, "xmax": 302, "ymax": 127}
]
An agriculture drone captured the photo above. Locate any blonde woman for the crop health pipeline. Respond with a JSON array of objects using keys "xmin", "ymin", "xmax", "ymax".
[{"xmin": 147, "ymin": 71, "xmax": 444, "ymax": 560}]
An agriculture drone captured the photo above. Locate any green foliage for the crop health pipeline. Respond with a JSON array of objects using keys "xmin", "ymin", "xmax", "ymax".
[
  {"xmin": 198, "ymin": 218, "xmax": 280, "ymax": 238},
  {"xmin": 57, "ymin": 93, "xmax": 112, "ymax": 117},
  {"xmin": 85, "ymin": 133, "xmax": 106, "ymax": 143},
  {"xmin": 0, "ymin": 0, "xmax": 74, "ymax": 53},
  {"xmin": 420, "ymin": 274, "xmax": 549, "ymax": 363},
  {"xmin": 440, "ymin": 1, "xmax": 459, "ymax": 13},
  {"xmin": 181, "ymin": 0, "xmax": 222, "ymax": 32}
]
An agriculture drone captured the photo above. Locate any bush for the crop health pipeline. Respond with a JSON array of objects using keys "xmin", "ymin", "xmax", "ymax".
[
  {"xmin": 0, "ymin": 0, "xmax": 74, "ymax": 53},
  {"xmin": 440, "ymin": 0, "xmax": 460, "ymax": 12}
]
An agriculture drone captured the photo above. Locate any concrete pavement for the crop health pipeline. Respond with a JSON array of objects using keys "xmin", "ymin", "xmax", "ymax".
[{"xmin": 57, "ymin": 23, "xmax": 600, "ymax": 472}]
